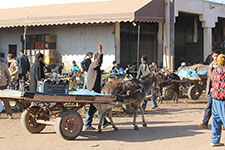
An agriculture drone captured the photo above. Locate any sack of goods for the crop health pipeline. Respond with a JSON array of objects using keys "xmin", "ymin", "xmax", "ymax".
[{"xmin": 37, "ymin": 79, "xmax": 69, "ymax": 95}]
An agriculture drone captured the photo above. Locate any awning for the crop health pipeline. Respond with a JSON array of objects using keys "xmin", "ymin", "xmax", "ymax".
[{"xmin": 0, "ymin": 0, "xmax": 164, "ymax": 28}]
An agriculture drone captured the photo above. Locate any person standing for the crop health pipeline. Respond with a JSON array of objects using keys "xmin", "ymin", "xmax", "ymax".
[
  {"xmin": 84, "ymin": 43, "xmax": 109, "ymax": 130},
  {"xmin": 17, "ymin": 49, "xmax": 30, "ymax": 81},
  {"xmin": 81, "ymin": 52, "xmax": 93, "ymax": 89},
  {"xmin": 150, "ymin": 62, "xmax": 158, "ymax": 73},
  {"xmin": 0, "ymin": 56, "xmax": 13, "ymax": 119},
  {"xmin": 210, "ymin": 54, "xmax": 225, "ymax": 147},
  {"xmin": 136, "ymin": 55, "xmax": 158, "ymax": 110},
  {"xmin": 7, "ymin": 54, "xmax": 19, "ymax": 90},
  {"xmin": 204, "ymin": 51, "xmax": 220, "ymax": 65},
  {"xmin": 200, "ymin": 51, "xmax": 219, "ymax": 129},
  {"xmin": 30, "ymin": 53, "xmax": 45, "ymax": 92},
  {"xmin": 177, "ymin": 62, "xmax": 186, "ymax": 72}
]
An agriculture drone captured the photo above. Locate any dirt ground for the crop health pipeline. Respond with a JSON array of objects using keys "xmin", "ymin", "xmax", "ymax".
[{"xmin": 0, "ymin": 97, "xmax": 224, "ymax": 150}]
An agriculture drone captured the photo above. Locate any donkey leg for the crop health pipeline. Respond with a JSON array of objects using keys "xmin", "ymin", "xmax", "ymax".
[
  {"xmin": 139, "ymin": 106, "xmax": 147, "ymax": 127},
  {"xmin": 133, "ymin": 107, "xmax": 139, "ymax": 130},
  {"xmin": 98, "ymin": 112, "xmax": 105, "ymax": 133},
  {"xmin": 107, "ymin": 110, "xmax": 119, "ymax": 131}
]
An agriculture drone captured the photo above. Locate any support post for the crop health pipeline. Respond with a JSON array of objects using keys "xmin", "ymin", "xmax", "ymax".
[
  {"xmin": 163, "ymin": 0, "xmax": 174, "ymax": 71},
  {"xmin": 157, "ymin": 22, "xmax": 163, "ymax": 67},
  {"xmin": 115, "ymin": 22, "xmax": 120, "ymax": 63},
  {"xmin": 23, "ymin": 26, "xmax": 27, "ymax": 51},
  {"xmin": 203, "ymin": 27, "xmax": 212, "ymax": 61},
  {"xmin": 193, "ymin": 17, "xmax": 198, "ymax": 43},
  {"xmin": 137, "ymin": 23, "xmax": 141, "ymax": 67}
]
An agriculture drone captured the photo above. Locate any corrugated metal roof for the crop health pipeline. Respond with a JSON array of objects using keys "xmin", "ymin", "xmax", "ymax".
[{"xmin": 0, "ymin": 0, "xmax": 164, "ymax": 28}]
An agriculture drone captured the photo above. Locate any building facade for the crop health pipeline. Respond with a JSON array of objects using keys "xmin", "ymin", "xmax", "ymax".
[
  {"xmin": 174, "ymin": 0, "xmax": 225, "ymax": 68},
  {"xmin": 0, "ymin": 0, "xmax": 224, "ymax": 71}
]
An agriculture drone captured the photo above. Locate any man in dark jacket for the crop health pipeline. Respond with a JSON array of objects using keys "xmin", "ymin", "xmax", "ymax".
[
  {"xmin": 17, "ymin": 49, "xmax": 30, "ymax": 80},
  {"xmin": 30, "ymin": 53, "xmax": 45, "ymax": 91},
  {"xmin": 81, "ymin": 52, "xmax": 93, "ymax": 89},
  {"xmin": 200, "ymin": 51, "xmax": 218, "ymax": 129},
  {"xmin": 204, "ymin": 51, "xmax": 220, "ymax": 65},
  {"xmin": 81, "ymin": 52, "xmax": 93, "ymax": 72},
  {"xmin": 84, "ymin": 43, "xmax": 109, "ymax": 130}
]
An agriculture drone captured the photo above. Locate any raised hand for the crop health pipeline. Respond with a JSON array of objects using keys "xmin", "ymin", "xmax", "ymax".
[{"xmin": 97, "ymin": 43, "xmax": 102, "ymax": 54}]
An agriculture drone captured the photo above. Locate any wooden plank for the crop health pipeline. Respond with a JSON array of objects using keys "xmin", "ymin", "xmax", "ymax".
[
  {"xmin": 22, "ymin": 94, "xmax": 117, "ymax": 103},
  {"xmin": 0, "ymin": 90, "xmax": 22, "ymax": 99},
  {"xmin": 22, "ymin": 97, "xmax": 115, "ymax": 103},
  {"xmin": 0, "ymin": 90, "xmax": 118, "ymax": 104}
]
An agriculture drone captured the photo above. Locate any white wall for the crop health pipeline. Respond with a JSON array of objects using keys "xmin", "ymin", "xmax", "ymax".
[
  {"xmin": 175, "ymin": 0, "xmax": 225, "ymax": 27},
  {"xmin": 0, "ymin": 24, "xmax": 116, "ymax": 71},
  {"xmin": 0, "ymin": 28, "xmax": 23, "ymax": 62}
]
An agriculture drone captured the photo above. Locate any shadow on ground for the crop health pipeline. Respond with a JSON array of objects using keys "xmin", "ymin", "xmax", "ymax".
[
  {"xmin": 111, "ymin": 107, "xmax": 205, "ymax": 117},
  {"xmin": 78, "ymin": 124, "xmax": 203, "ymax": 142}
]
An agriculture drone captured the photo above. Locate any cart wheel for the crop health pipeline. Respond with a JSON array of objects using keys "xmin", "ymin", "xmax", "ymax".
[
  {"xmin": 188, "ymin": 85, "xmax": 202, "ymax": 100},
  {"xmin": 123, "ymin": 104, "xmax": 134, "ymax": 114},
  {"xmin": 21, "ymin": 106, "xmax": 46, "ymax": 133},
  {"xmin": 55, "ymin": 110, "xmax": 83, "ymax": 140}
]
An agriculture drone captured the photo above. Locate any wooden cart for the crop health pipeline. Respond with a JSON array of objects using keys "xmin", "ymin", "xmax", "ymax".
[
  {"xmin": 161, "ymin": 76, "xmax": 207, "ymax": 102},
  {"xmin": 0, "ymin": 90, "xmax": 122, "ymax": 140}
]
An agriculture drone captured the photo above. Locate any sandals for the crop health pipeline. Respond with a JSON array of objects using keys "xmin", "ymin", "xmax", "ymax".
[{"xmin": 210, "ymin": 143, "xmax": 224, "ymax": 147}]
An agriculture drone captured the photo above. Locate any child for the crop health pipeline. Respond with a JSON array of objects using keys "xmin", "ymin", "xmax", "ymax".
[{"xmin": 71, "ymin": 60, "xmax": 80, "ymax": 76}]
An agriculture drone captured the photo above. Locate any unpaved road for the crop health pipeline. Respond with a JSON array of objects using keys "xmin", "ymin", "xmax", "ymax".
[{"xmin": 0, "ymin": 98, "xmax": 224, "ymax": 150}]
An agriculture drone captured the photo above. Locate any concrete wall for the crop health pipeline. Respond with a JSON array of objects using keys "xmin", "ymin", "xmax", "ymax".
[
  {"xmin": 0, "ymin": 24, "xmax": 116, "ymax": 71},
  {"xmin": 0, "ymin": 28, "xmax": 23, "ymax": 62},
  {"xmin": 175, "ymin": 0, "xmax": 225, "ymax": 27}
]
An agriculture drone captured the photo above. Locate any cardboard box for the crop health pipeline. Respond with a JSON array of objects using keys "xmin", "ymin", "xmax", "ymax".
[
  {"xmin": 31, "ymin": 50, "xmax": 36, "ymax": 56},
  {"xmin": 40, "ymin": 42, "xmax": 45, "ymax": 49},
  {"xmin": 44, "ymin": 56, "xmax": 56, "ymax": 65},
  {"xmin": 25, "ymin": 50, "xmax": 31, "ymax": 56},
  {"xmin": 45, "ymin": 35, "xmax": 56, "ymax": 43},
  {"xmin": 44, "ymin": 49, "xmax": 56, "ymax": 56},
  {"xmin": 35, "ymin": 42, "xmax": 40, "ymax": 49},
  {"xmin": 45, "ymin": 42, "xmax": 56, "ymax": 49},
  {"xmin": 36, "ymin": 34, "xmax": 45, "ymax": 42},
  {"xmin": 40, "ymin": 50, "xmax": 45, "ymax": 54},
  {"xmin": 28, "ymin": 56, "xmax": 35, "ymax": 64}
]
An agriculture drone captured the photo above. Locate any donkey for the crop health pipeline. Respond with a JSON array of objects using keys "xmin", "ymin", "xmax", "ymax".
[{"xmin": 93, "ymin": 73, "xmax": 157, "ymax": 133}]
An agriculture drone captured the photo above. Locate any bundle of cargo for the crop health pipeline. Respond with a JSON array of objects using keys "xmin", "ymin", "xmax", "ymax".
[
  {"xmin": 69, "ymin": 72, "xmax": 84, "ymax": 91},
  {"xmin": 43, "ymin": 49, "xmax": 57, "ymax": 65},
  {"xmin": 22, "ymin": 34, "xmax": 57, "ymax": 67},
  {"xmin": 22, "ymin": 34, "xmax": 57, "ymax": 49},
  {"xmin": 178, "ymin": 64, "xmax": 209, "ymax": 79},
  {"xmin": 37, "ymin": 79, "xmax": 69, "ymax": 95}
]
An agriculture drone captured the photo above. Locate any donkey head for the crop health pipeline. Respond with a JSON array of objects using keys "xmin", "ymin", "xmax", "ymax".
[{"xmin": 140, "ymin": 73, "xmax": 157, "ymax": 94}]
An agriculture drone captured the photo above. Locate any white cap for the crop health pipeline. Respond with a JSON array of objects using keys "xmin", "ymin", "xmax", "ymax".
[{"xmin": 181, "ymin": 62, "xmax": 186, "ymax": 66}]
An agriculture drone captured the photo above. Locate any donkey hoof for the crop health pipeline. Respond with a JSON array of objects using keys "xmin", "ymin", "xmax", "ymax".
[
  {"xmin": 114, "ymin": 127, "xmax": 119, "ymax": 131},
  {"xmin": 143, "ymin": 123, "xmax": 147, "ymax": 127},
  {"xmin": 97, "ymin": 129, "xmax": 102, "ymax": 133},
  {"xmin": 134, "ymin": 125, "xmax": 139, "ymax": 130}
]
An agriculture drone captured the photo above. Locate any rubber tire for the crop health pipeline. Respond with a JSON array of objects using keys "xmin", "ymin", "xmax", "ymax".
[
  {"xmin": 21, "ymin": 106, "xmax": 46, "ymax": 133},
  {"xmin": 55, "ymin": 110, "xmax": 83, "ymax": 140},
  {"xmin": 188, "ymin": 85, "xmax": 202, "ymax": 100},
  {"xmin": 123, "ymin": 104, "xmax": 135, "ymax": 114}
]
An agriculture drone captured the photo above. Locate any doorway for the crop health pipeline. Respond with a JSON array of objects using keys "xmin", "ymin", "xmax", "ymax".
[
  {"xmin": 8, "ymin": 45, "xmax": 17, "ymax": 57},
  {"xmin": 120, "ymin": 22, "xmax": 157, "ymax": 67}
]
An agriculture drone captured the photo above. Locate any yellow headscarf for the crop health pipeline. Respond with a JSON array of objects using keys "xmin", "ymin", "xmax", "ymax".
[{"xmin": 217, "ymin": 54, "xmax": 225, "ymax": 66}]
